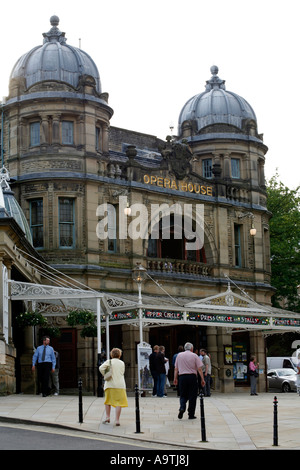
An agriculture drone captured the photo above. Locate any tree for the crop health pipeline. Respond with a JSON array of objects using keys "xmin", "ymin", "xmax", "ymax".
[{"xmin": 266, "ymin": 173, "xmax": 300, "ymax": 312}]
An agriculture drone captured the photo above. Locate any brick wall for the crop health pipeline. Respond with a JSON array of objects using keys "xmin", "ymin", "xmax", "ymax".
[{"xmin": 109, "ymin": 126, "xmax": 164, "ymax": 153}]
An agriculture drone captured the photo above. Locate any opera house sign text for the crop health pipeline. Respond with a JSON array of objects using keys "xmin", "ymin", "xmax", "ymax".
[{"xmin": 143, "ymin": 174, "xmax": 213, "ymax": 196}]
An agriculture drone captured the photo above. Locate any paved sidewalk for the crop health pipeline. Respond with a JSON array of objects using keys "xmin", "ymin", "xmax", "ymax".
[{"xmin": 0, "ymin": 392, "xmax": 299, "ymax": 450}]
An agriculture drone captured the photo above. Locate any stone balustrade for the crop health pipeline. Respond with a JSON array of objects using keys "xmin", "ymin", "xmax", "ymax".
[{"xmin": 147, "ymin": 258, "xmax": 211, "ymax": 276}]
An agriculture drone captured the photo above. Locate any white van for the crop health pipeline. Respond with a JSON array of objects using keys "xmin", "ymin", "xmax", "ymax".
[{"xmin": 267, "ymin": 357, "xmax": 298, "ymax": 371}]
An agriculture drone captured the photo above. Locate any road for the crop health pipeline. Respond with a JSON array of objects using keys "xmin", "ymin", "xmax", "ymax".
[{"xmin": 0, "ymin": 423, "xmax": 156, "ymax": 450}]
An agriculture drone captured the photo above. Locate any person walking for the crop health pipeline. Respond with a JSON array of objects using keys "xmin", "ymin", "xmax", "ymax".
[
  {"xmin": 159, "ymin": 345, "xmax": 169, "ymax": 397},
  {"xmin": 173, "ymin": 342, "xmax": 205, "ymax": 419},
  {"xmin": 99, "ymin": 348, "xmax": 128, "ymax": 426},
  {"xmin": 149, "ymin": 345, "xmax": 159, "ymax": 396},
  {"xmin": 155, "ymin": 345, "xmax": 167, "ymax": 398},
  {"xmin": 172, "ymin": 345, "xmax": 184, "ymax": 367},
  {"xmin": 32, "ymin": 336, "xmax": 56, "ymax": 397},
  {"xmin": 200, "ymin": 349, "xmax": 211, "ymax": 396},
  {"xmin": 249, "ymin": 355, "xmax": 259, "ymax": 395},
  {"xmin": 172, "ymin": 346, "xmax": 184, "ymax": 396}
]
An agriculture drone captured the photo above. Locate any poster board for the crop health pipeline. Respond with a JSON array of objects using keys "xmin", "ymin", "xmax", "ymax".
[
  {"xmin": 224, "ymin": 345, "xmax": 233, "ymax": 364},
  {"xmin": 137, "ymin": 342, "xmax": 153, "ymax": 391}
]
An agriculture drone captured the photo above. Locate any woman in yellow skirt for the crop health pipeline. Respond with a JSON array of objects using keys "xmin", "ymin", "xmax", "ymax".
[{"xmin": 99, "ymin": 348, "xmax": 128, "ymax": 426}]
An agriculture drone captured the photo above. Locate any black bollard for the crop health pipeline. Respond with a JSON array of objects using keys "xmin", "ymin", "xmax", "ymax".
[
  {"xmin": 273, "ymin": 396, "xmax": 278, "ymax": 446},
  {"xmin": 135, "ymin": 384, "xmax": 141, "ymax": 433},
  {"xmin": 199, "ymin": 392, "xmax": 207, "ymax": 442},
  {"xmin": 78, "ymin": 377, "xmax": 83, "ymax": 423}
]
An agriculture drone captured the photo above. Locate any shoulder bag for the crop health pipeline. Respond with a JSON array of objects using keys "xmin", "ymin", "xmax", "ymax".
[{"xmin": 103, "ymin": 360, "xmax": 113, "ymax": 381}]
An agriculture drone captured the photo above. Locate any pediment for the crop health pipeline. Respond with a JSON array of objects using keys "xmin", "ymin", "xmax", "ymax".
[{"xmin": 185, "ymin": 284, "xmax": 269, "ymax": 313}]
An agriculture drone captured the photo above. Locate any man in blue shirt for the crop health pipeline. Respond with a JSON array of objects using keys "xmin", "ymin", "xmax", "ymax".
[{"xmin": 32, "ymin": 336, "xmax": 56, "ymax": 397}]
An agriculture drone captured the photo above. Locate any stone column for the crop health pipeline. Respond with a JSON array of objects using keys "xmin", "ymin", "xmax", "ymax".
[
  {"xmin": 217, "ymin": 327, "xmax": 234, "ymax": 392},
  {"xmin": 77, "ymin": 115, "xmax": 84, "ymax": 149},
  {"xmin": 206, "ymin": 327, "xmax": 220, "ymax": 390},
  {"xmin": 122, "ymin": 324, "xmax": 140, "ymax": 389},
  {"xmin": 0, "ymin": 258, "xmax": 4, "ymax": 336},
  {"xmin": 0, "ymin": 260, "xmax": 5, "ymax": 392},
  {"xmin": 40, "ymin": 114, "xmax": 49, "ymax": 146},
  {"xmin": 52, "ymin": 114, "xmax": 61, "ymax": 146},
  {"xmin": 20, "ymin": 325, "xmax": 37, "ymax": 394},
  {"xmin": 19, "ymin": 300, "xmax": 38, "ymax": 394},
  {"xmin": 102, "ymin": 123, "xmax": 109, "ymax": 154},
  {"xmin": 19, "ymin": 118, "xmax": 27, "ymax": 152},
  {"xmin": 223, "ymin": 152, "xmax": 231, "ymax": 179},
  {"xmin": 249, "ymin": 331, "xmax": 266, "ymax": 392},
  {"xmin": 212, "ymin": 153, "xmax": 221, "ymax": 174}
]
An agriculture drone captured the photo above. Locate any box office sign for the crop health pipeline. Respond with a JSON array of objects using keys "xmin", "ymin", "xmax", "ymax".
[{"xmin": 273, "ymin": 318, "xmax": 300, "ymax": 327}]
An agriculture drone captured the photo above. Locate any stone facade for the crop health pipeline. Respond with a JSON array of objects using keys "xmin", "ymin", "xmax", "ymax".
[
  {"xmin": 0, "ymin": 17, "xmax": 274, "ymax": 394},
  {"xmin": 0, "ymin": 212, "xmax": 43, "ymax": 395}
]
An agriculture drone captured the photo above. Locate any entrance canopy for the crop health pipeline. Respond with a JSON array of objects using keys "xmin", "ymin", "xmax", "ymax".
[{"xmin": 8, "ymin": 277, "xmax": 300, "ymax": 333}]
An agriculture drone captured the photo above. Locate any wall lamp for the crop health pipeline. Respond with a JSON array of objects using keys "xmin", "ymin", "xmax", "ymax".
[
  {"xmin": 124, "ymin": 201, "xmax": 131, "ymax": 216},
  {"xmin": 238, "ymin": 212, "xmax": 257, "ymax": 236}
]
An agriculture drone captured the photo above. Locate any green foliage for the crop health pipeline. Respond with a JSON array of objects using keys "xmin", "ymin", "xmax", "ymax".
[
  {"xmin": 266, "ymin": 332, "xmax": 300, "ymax": 356},
  {"xmin": 81, "ymin": 324, "xmax": 98, "ymax": 338},
  {"xmin": 16, "ymin": 313, "xmax": 62, "ymax": 339},
  {"xmin": 41, "ymin": 326, "xmax": 61, "ymax": 338},
  {"xmin": 266, "ymin": 173, "xmax": 300, "ymax": 312},
  {"xmin": 66, "ymin": 310, "xmax": 95, "ymax": 326},
  {"xmin": 16, "ymin": 311, "xmax": 48, "ymax": 328},
  {"xmin": 66, "ymin": 309, "xmax": 97, "ymax": 337}
]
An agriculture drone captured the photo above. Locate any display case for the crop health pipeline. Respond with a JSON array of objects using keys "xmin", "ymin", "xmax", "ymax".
[{"xmin": 232, "ymin": 341, "xmax": 248, "ymax": 383}]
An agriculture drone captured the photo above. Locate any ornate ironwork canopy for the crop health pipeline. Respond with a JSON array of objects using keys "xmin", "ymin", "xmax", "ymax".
[{"xmin": 8, "ymin": 278, "xmax": 300, "ymax": 332}]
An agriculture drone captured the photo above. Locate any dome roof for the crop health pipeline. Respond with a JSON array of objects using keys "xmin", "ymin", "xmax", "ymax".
[
  {"xmin": 178, "ymin": 66, "xmax": 256, "ymax": 135},
  {"xmin": 10, "ymin": 16, "xmax": 101, "ymax": 93}
]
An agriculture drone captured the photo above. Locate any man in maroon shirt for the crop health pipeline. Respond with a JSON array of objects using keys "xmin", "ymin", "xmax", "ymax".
[{"xmin": 173, "ymin": 342, "xmax": 205, "ymax": 419}]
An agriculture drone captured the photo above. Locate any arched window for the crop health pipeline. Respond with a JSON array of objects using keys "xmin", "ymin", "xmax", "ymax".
[{"xmin": 147, "ymin": 215, "xmax": 206, "ymax": 262}]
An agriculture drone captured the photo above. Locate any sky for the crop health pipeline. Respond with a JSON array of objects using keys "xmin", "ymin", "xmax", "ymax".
[{"xmin": 0, "ymin": 0, "xmax": 299, "ymax": 189}]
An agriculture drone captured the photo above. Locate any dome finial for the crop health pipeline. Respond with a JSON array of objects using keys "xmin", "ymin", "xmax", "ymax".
[
  {"xmin": 50, "ymin": 15, "xmax": 60, "ymax": 27},
  {"xmin": 206, "ymin": 65, "xmax": 225, "ymax": 91},
  {"xmin": 210, "ymin": 65, "xmax": 219, "ymax": 76},
  {"xmin": 43, "ymin": 16, "xmax": 66, "ymax": 44}
]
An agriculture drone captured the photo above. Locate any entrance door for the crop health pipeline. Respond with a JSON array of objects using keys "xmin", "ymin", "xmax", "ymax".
[
  {"xmin": 149, "ymin": 325, "xmax": 207, "ymax": 376},
  {"xmin": 51, "ymin": 329, "xmax": 77, "ymax": 389}
]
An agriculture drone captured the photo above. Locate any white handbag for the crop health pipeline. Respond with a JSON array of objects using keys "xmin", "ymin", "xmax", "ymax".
[{"xmin": 103, "ymin": 360, "xmax": 112, "ymax": 381}]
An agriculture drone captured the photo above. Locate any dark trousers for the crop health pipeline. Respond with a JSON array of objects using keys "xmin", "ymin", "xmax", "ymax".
[
  {"xmin": 178, "ymin": 374, "xmax": 198, "ymax": 417},
  {"xmin": 151, "ymin": 371, "xmax": 158, "ymax": 396},
  {"xmin": 204, "ymin": 374, "xmax": 211, "ymax": 396},
  {"xmin": 38, "ymin": 362, "xmax": 52, "ymax": 396},
  {"xmin": 157, "ymin": 373, "xmax": 166, "ymax": 397}
]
